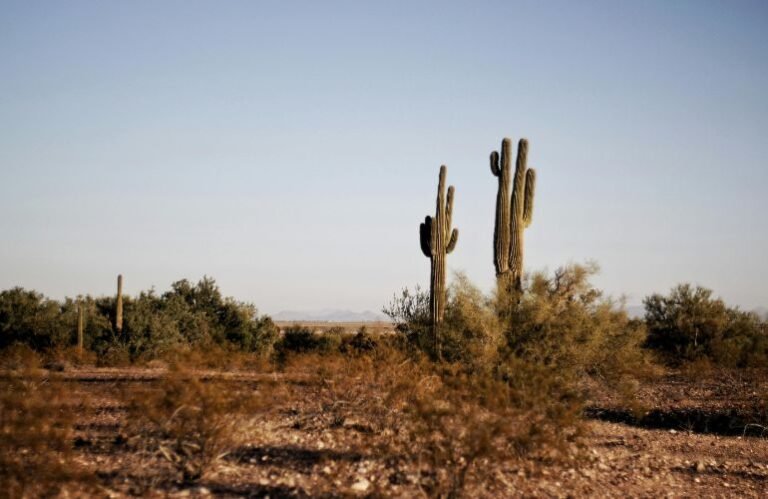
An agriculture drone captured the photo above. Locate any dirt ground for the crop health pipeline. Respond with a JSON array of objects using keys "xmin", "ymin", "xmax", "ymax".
[{"xmin": 15, "ymin": 366, "xmax": 762, "ymax": 498}]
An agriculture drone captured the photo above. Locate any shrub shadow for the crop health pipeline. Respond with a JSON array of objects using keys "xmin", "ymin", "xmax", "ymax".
[{"xmin": 586, "ymin": 406, "xmax": 767, "ymax": 437}]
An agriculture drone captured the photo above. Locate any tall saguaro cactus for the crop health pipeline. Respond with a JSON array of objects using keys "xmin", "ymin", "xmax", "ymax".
[
  {"xmin": 116, "ymin": 274, "xmax": 123, "ymax": 334},
  {"xmin": 420, "ymin": 165, "xmax": 458, "ymax": 358},
  {"xmin": 490, "ymin": 138, "xmax": 536, "ymax": 291},
  {"xmin": 77, "ymin": 301, "xmax": 84, "ymax": 355}
]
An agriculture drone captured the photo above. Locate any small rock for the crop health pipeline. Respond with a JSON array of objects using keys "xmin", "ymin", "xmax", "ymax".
[
  {"xmin": 669, "ymin": 429, "xmax": 677, "ymax": 434},
  {"xmin": 351, "ymin": 478, "xmax": 370, "ymax": 492},
  {"xmin": 694, "ymin": 461, "xmax": 706, "ymax": 473}
]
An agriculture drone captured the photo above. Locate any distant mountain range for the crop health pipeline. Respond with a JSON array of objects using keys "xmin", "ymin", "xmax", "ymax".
[{"xmin": 272, "ymin": 309, "xmax": 389, "ymax": 322}]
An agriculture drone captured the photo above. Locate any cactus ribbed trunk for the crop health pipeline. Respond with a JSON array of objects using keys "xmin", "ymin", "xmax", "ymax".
[
  {"xmin": 77, "ymin": 302, "xmax": 84, "ymax": 355},
  {"xmin": 491, "ymin": 139, "xmax": 512, "ymax": 278},
  {"xmin": 490, "ymin": 138, "xmax": 536, "ymax": 291},
  {"xmin": 116, "ymin": 274, "xmax": 123, "ymax": 334},
  {"xmin": 420, "ymin": 165, "xmax": 458, "ymax": 359}
]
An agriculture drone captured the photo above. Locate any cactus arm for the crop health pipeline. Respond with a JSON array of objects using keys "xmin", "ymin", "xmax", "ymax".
[
  {"xmin": 523, "ymin": 168, "xmax": 536, "ymax": 227},
  {"xmin": 420, "ymin": 217, "xmax": 433, "ymax": 257},
  {"xmin": 501, "ymin": 137, "xmax": 511, "ymax": 173},
  {"xmin": 514, "ymin": 139, "xmax": 528, "ymax": 190},
  {"xmin": 446, "ymin": 185, "xmax": 454, "ymax": 232},
  {"xmin": 490, "ymin": 151, "xmax": 500, "ymax": 176},
  {"xmin": 446, "ymin": 228, "xmax": 458, "ymax": 254},
  {"xmin": 507, "ymin": 138, "xmax": 533, "ymax": 291}
]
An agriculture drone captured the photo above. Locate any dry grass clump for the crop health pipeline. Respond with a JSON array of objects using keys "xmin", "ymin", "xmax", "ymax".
[
  {"xmin": 385, "ymin": 360, "xmax": 582, "ymax": 498},
  {"xmin": 123, "ymin": 367, "xmax": 266, "ymax": 483},
  {"xmin": 378, "ymin": 262, "xmax": 655, "ymax": 495},
  {"xmin": 0, "ymin": 369, "xmax": 90, "ymax": 498},
  {"xmin": 0, "ymin": 342, "xmax": 42, "ymax": 372},
  {"xmin": 156, "ymin": 342, "xmax": 273, "ymax": 372},
  {"xmin": 283, "ymin": 343, "xmax": 583, "ymax": 497},
  {"xmin": 498, "ymin": 263, "xmax": 650, "ymax": 381}
]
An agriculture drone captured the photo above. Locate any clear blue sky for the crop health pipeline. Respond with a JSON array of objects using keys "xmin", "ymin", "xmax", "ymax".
[{"xmin": 1, "ymin": 0, "xmax": 766, "ymax": 314}]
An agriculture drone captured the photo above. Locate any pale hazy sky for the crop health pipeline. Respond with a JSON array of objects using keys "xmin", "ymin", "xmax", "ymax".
[{"xmin": 1, "ymin": 1, "xmax": 766, "ymax": 314}]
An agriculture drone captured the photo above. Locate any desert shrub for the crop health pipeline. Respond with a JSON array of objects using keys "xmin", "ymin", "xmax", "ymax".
[
  {"xmin": 0, "ymin": 277, "xmax": 278, "ymax": 364},
  {"xmin": 385, "ymin": 264, "xmax": 646, "ymax": 382},
  {"xmin": 339, "ymin": 326, "xmax": 379, "ymax": 354},
  {"xmin": 440, "ymin": 274, "xmax": 501, "ymax": 366},
  {"xmin": 121, "ymin": 290, "xmax": 186, "ymax": 361},
  {"xmin": 162, "ymin": 278, "xmax": 279, "ymax": 352},
  {"xmin": 274, "ymin": 324, "xmax": 342, "ymax": 362},
  {"xmin": 0, "ymin": 370, "xmax": 92, "ymax": 497},
  {"xmin": 0, "ymin": 288, "xmax": 70, "ymax": 350},
  {"xmin": 367, "ymin": 352, "xmax": 581, "ymax": 497},
  {"xmin": 96, "ymin": 343, "xmax": 132, "ymax": 367},
  {"xmin": 498, "ymin": 263, "xmax": 649, "ymax": 383},
  {"xmin": 644, "ymin": 283, "xmax": 766, "ymax": 367},
  {"xmin": 0, "ymin": 342, "xmax": 41, "ymax": 372},
  {"xmin": 383, "ymin": 277, "xmax": 500, "ymax": 364},
  {"xmin": 263, "ymin": 338, "xmax": 583, "ymax": 498},
  {"xmin": 382, "ymin": 285, "xmax": 431, "ymax": 354},
  {"xmin": 124, "ymin": 369, "xmax": 263, "ymax": 483},
  {"xmin": 276, "ymin": 324, "xmax": 318, "ymax": 352}
]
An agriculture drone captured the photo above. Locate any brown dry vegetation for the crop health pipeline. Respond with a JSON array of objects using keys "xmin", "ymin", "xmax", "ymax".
[
  {"xmin": 1, "ymin": 267, "xmax": 766, "ymax": 497},
  {"xmin": 1, "ymin": 345, "xmax": 766, "ymax": 498}
]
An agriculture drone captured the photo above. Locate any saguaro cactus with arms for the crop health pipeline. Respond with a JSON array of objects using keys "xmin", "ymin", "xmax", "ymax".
[
  {"xmin": 490, "ymin": 138, "xmax": 536, "ymax": 291},
  {"xmin": 420, "ymin": 165, "xmax": 458, "ymax": 358}
]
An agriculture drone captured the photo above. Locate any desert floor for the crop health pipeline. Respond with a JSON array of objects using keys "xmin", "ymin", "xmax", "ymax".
[{"xmin": 16, "ymin": 364, "xmax": 761, "ymax": 498}]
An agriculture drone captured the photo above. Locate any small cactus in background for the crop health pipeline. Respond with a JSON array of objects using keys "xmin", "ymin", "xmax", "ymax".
[
  {"xmin": 420, "ymin": 165, "xmax": 458, "ymax": 359},
  {"xmin": 490, "ymin": 138, "xmax": 536, "ymax": 291},
  {"xmin": 116, "ymin": 274, "xmax": 123, "ymax": 334},
  {"xmin": 77, "ymin": 301, "xmax": 84, "ymax": 354}
]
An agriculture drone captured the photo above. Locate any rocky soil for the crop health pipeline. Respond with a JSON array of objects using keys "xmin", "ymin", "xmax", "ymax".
[{"xmin": 7, "ymin": 367, "xmax": 768, "ymax": 498}]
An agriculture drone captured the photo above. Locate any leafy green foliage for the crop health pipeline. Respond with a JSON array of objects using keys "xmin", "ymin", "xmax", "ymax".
[
  {"xmin": 274, "ymin": 324, "xmax": 342, "ymax": 363},
  {"xmin": 0, "ymin": 288, "xmax": 70, "ymax": 350},
  {"xmin": 0, "ymin": 277, "xmax": 277, "ymax": 362},
  {"xmin": 644, "ymin": 283, "xmax": 767, "ymax": 367},
  {"xmin": 385, "ymin": 264, "xmax": 646, "ymax": 382}
]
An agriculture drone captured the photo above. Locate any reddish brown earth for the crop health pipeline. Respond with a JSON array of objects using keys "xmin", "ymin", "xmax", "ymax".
[{"xmin": 7, "ymin": 367, "xmax": 768, "ymax": 498}]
